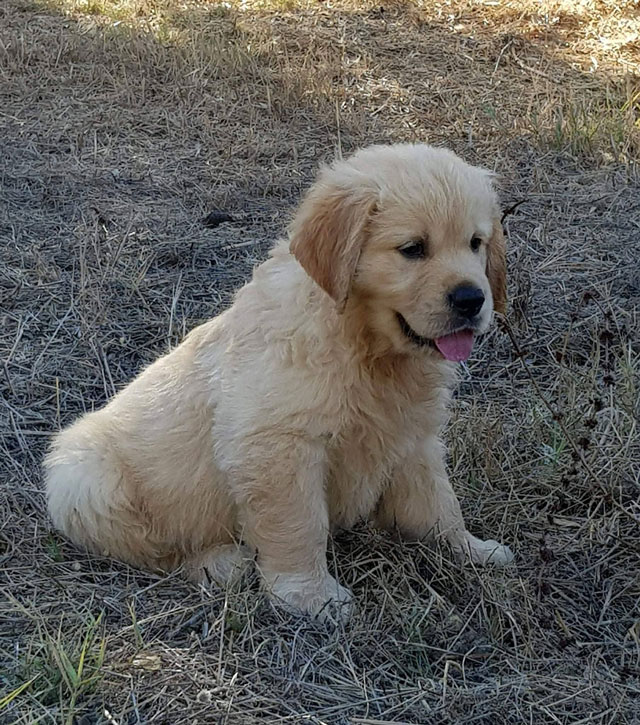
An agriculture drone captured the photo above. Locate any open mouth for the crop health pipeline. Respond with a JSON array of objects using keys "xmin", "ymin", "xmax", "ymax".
[
  {"xmin": 396, "ymin": 313, "xmax": 436, "ymax": 349},
  {"xmin": 396, "ymin": 313, "xmax": 475, "ymax": 362}
]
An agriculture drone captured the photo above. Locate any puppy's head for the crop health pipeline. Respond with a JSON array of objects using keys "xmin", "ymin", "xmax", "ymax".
[{"xmin": 289, "ymin": 143, "xmax": 506, "ymax": 361}]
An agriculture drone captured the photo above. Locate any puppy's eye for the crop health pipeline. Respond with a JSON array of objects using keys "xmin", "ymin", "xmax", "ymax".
[
  {"xmin": 398, "ymin": 240, "xmax": 426, "ymax": 259},
  {"xmin": 470, "ymin": 236, "xmax": 483, "ymax": 252}
]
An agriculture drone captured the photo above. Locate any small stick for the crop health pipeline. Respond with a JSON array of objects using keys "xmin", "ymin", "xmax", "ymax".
[{"xmin": 501, "ymin": 199, "xmax": 526, "ymax": 223}]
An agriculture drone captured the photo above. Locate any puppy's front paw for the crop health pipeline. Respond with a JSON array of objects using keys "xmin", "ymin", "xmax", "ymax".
[
  {"xmin": 264, "ymin": 571, "xmax": 353, "ymax": 624},
  {"xmin": 454, "ymin": 533, "xmax": 514, "ymax": 567}
]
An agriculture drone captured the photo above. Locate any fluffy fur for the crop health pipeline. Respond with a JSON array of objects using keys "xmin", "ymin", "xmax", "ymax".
[{"xmin": 45, "ymin": 143, "xmax": 514, "ymax": 622}]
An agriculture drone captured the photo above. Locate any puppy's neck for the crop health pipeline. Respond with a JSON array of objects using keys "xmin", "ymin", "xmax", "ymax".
[
  {"xmin": 337, "ymin": 299, "xmax": 394, "ymax": 362},
  {"xmin": 324, "ymin": 289, "xmax": 446, "ymax": 377}
]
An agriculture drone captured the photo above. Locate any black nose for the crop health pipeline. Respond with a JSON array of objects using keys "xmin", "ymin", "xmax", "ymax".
[{"xmin": 448, "ymin": 285, "xmax": 485, "ymax": 319}]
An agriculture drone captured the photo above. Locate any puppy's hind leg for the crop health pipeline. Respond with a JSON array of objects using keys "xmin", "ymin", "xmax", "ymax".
[
  {"xmin": 185, "ymin": 543, "xmax": 253, "ymax": 587},
  {"xmin": 44, "ymin": 416, "xmax": 162, "ymax": 569}
]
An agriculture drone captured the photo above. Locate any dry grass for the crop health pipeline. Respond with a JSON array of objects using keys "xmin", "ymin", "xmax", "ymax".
[{"xmin": 1, "ymin": 0, "xmax": 639, "ymax": 722}]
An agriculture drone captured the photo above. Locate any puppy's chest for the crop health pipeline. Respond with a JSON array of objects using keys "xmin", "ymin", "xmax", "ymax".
[
  {"xmin": 325, "ymin": 380, "xmax": 444, "ymax": 526},
  {"xmin": 329, "ymin": 402, "xmax": 421, "ymax": 473}
]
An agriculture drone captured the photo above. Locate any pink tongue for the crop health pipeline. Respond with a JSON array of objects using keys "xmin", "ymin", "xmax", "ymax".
[{"xmin": 435, "ymin": 330, "xmax": 475, "ymax": 362}]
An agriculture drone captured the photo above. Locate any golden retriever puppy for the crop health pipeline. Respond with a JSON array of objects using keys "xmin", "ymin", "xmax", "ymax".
[{"xmin": 45, "ymin": 143, "xmax": 513, "ymax": 621}]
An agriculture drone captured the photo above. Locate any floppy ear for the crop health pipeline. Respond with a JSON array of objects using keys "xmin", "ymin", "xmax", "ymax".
[
  {"xmin": 289, "ymin": 172, "xmax": 376, "ymax": 312},
  {"xmin": 487, "ymin": 217, "xmax": 507, "ymax": 316}
]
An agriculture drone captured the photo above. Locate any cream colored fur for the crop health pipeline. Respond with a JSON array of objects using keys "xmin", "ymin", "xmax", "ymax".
[{"xmin": 45, "ymin": 143, "xmax": 514, "ymax": 622}]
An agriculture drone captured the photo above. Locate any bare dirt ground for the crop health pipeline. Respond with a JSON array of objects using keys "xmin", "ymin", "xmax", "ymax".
[{"xmin": 1, "ymin": 0, "xmax": 639, "ymax": 722}]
